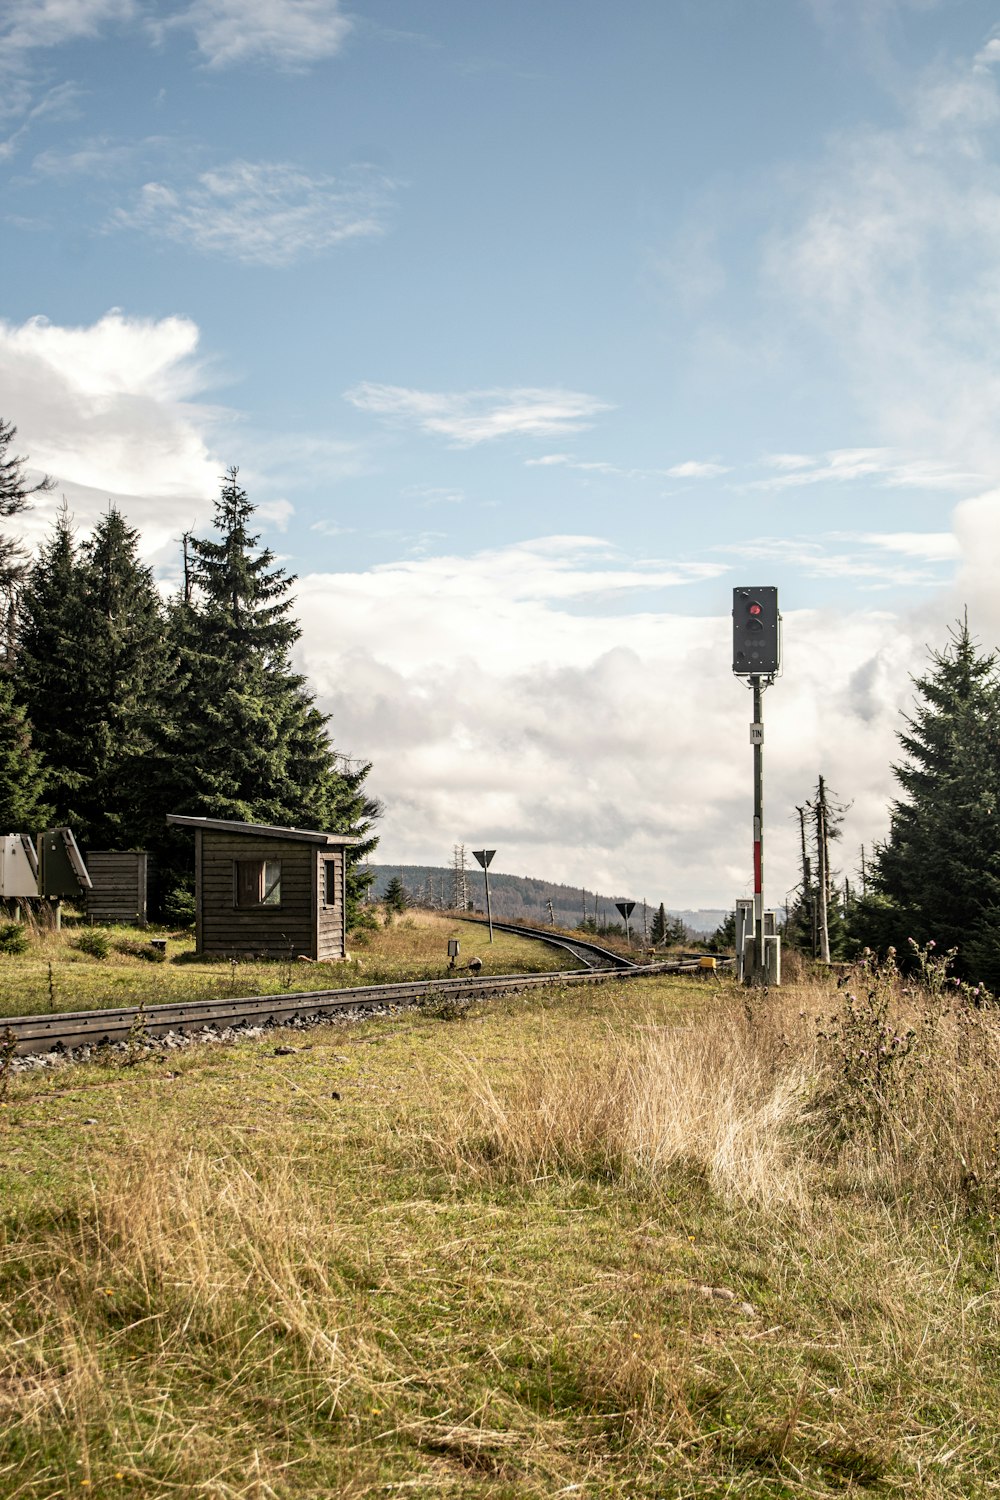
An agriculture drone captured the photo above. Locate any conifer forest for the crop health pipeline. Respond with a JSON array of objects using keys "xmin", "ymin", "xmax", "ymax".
[{"xmin": 0, "ymin": 420, "xmax": 379, "ymax": 923}]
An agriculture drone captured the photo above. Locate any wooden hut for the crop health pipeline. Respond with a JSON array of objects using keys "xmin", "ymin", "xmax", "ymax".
[
  {"xmin": 167, "ymin": 816, "xmax": 359, "ymax": 961},
  {"xmin": 85, "ymin": 851, "xmax": 149, "ymax": 927}
]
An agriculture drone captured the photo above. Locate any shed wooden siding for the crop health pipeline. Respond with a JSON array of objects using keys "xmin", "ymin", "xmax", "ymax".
[
  {"xmin": 197, "ymin": 833, "xmax": 346, "ymax": 960},
  {"xmin": 316, "ymin": 848, "xmax": 346, "ymax": 961},
  {"xmin": 85, "ymin": 852, "xmax": 148, "ymax": 926}
]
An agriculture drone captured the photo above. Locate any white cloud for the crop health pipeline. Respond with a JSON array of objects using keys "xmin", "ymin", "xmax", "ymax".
[
  {"xmin": 764, "ymin": 54, "xmax": 1000, "ymax": 482},
  {"xmin": 344, "ymin": 383, "xmax": 612, "ymax": 446},
  {"xmin": 294, "ymin": 539, "xmax": 926, "ymax": 906},
  {"xmin": 0, "ymin": 309, "xmax": 220, "ymax": 557},
  {"xmin": 751, "ymin": 449, "xmax": 981, "ymax": 492},
  {"xmin": 834, "ymin": 530, "xmax": 962, "ymax": 563},
  {"xmin": 524, "ymin": 453, "xmax": 729, "ymax": 480},
  {"xmin": 163, "ymin": 0, "xmax": 351, "ymax": 69},
  {"xmin": 113, "ymin": 159, "xmax": 393, "ymax": 266},
  {"xmin": 0, "ymin": 0, "xmax": 133, "ymax": 60},
  {"xmin": 665, "ymin": 459, "xmax": 730, "ymax": 479}
]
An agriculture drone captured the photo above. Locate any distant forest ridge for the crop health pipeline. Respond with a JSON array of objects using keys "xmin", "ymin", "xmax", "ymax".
[{"xmin": 368, "ymin": 864, "xmax": 728, "ymax": 938}]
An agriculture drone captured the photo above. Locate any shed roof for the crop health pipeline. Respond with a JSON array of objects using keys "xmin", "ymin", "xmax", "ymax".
[{"xmin": 166, "ymin": 815, "xmax": 360, "ymax": 847}]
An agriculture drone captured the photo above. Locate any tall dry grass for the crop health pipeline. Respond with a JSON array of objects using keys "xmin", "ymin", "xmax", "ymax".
[
  {"xmin": 427, "ymin": 961, "xmax": 1000, "ymax": 1216},
  {"xmin": 0, "ymin": 1131, "xmax": 394, "ymax": 1494}
]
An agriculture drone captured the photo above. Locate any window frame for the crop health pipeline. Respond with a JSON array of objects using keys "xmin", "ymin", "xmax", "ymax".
[{"xmin": 233, "ymin": 857, "xmax": 283, "ymax": 909}]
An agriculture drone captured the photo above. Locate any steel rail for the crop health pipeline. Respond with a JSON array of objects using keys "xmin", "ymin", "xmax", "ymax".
[
  {"xmin": 1, "ymin": 956, "xmax": 725, "ymax": 1059},
  {"xmin": 457, "ymin": 915, "xmax": 637, "ymax": 970}
]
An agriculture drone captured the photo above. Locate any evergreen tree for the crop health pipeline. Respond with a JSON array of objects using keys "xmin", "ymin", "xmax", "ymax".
[
  {"xmin": 0, "ymin": 418, "xmax": 53, "ymax": 642},
  {"xmin": 383, "ymin": 875, "xmax": 407, "ymax": 914},
  {"xmin": 15, "ymin": 506, "xmax": 174, "ymax": 848},
  {"xmin": 75, "ymin": 508, "xmax": 176, "ymax": 847},
  {"xmin": 650, "ymin": 902, "xmax": 685, "ymax": 946},
  {"xmin": 0, "ymin": 674, "xmax": 50, "ymax": 829},
  {"xmin": 13, "ymin": 506, "xmax": 91, "ymax": 827},
  {"xmin": 853, "ymin": 619, "xmax": 1000, "ymax": 983},
  {"xmin": 711, "ymin": 909, "xmax": 737, "ymax": 951},
  {"xmin": 167, "ymin": 468, "xmax": 379, "ymax": 918}
]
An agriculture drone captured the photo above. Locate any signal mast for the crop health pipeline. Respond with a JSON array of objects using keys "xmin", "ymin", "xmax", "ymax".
[{"xmin": 732, "ymin": 587, "xmax": 781, "ymax": 983}]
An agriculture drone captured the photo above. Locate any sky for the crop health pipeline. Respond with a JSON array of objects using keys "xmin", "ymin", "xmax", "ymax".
[{"xmin": 3, "ymin": 0, "xmax": 1000, "ymax": 911}]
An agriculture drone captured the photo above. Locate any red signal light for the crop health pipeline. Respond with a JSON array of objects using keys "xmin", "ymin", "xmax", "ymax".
[{"xmin": 748, "ymin": 602, "xmax": 762, "ymax": 616}]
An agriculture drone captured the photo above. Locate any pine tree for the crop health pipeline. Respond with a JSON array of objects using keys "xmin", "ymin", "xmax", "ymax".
[
  {"xmin": 650, "ymin": 902, "xmax": 669, "ymax": 945},
  {"xmin": 0, "ymin": 674, "xmax": 50, "ymax": 829},
  {"xmin": 853, "ymin": 619, "xmax": 1000, "ymax": 983},
  {"xmin": 167, "ymin": 468, "xmax": 379, "ymax": 918}
]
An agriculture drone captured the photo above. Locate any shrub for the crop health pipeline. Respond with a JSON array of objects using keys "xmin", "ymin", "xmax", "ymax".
[
  {"xmin": 162, "ymin": 884, "xmax": 195, "ymax": 927},
  {"xmin": 0, "ymin": 921, "xmax": 29, "ymax": 956},
  {"xmin": 75, "ymin": 928, "xmax": 111, "ymax": 959},
  {"xmin": 115, "ymin": 937, "xmax": 167, "ymax": 964}
]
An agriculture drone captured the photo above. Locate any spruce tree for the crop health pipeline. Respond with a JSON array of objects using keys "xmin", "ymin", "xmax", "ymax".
[
  {"xmin": 650, "ymin": 902, "xmax": 669, "ymax": 945},
  {"xmin": 15, "ymin": 506, "xmax": 174, "ymax": 848},
  {"xmin": 75, "ymin": 507, "xmax": 176, "ymax": 847},
  {"xmin": 854, "ymin": 619, "xmax": 1000, "ymax": 983},
  {"xmin": 0, "ymin": 674, "xmax": 50, "ymax": 829},
  {"xmin": 13, "ymin": 505, "xmax": 91, "ymax": 828},
  {"xmin": 0, "ymin": 418, "xmax": 53, "ymax": 640},
  {"xmin": 167, "ymin": 467, "xmax": 379, "ymax": 917}
]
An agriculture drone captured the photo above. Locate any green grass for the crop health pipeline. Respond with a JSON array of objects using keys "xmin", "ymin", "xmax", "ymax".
[
  {"xmin": 2, "ymin": 969, "xmax": 1000, "ymax": 1496},
  {"xmin": 0, "ymin": 909, "xmax": 580, "ymax": 1018}
]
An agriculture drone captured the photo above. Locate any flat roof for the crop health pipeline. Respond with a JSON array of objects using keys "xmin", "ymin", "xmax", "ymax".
[{"xmin": 167, "ymin": 815, "xmax": 360, "ymax": 847}]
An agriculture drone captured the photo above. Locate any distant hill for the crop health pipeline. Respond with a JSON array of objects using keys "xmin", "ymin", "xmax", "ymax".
[{"xmin": 367, "ymin": 863, "xmax": 728, "ymax": 939}]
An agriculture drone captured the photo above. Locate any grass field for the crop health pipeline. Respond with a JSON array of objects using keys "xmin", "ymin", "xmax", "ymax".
[
  {"xmin": 2, "ymin": 947, "xmax": 1000, "ymax": 1497},
  {"xmin": 0, "ymin": 909, "xmax": 578, "ymax": 1018}
]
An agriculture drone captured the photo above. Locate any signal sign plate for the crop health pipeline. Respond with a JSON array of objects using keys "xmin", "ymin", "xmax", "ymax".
[{"xmin": 750, "ymin": 723, "xmax": 764, "ymax": 744}]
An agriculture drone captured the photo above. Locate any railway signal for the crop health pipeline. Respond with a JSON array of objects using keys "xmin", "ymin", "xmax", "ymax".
[
  {"xmin": 732, "ymin": 587, "xmax": 782, "ymax": 985},
  {"xmin": 472, "ymin": 848, "xmax": 495, "ymax": 943}
]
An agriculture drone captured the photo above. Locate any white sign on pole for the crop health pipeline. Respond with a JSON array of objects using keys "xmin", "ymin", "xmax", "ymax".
[{"xmin": 750, "ymin": 723, "xmax": 764, "ymax": 745}]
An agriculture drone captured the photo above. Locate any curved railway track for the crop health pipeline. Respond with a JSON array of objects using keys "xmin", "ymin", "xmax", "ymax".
[{"xmin": 2, "ymin": 924, "xmax": 730, "ymax": 1060}]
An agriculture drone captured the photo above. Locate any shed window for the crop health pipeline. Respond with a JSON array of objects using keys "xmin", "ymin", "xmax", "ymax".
[
  {"xmin": 235, "ymin": 858, "xmax": 282, "ymax": 907},
  {"xmin": 322, "ymin": 858, "xmax": 338, "ymax": 908}
]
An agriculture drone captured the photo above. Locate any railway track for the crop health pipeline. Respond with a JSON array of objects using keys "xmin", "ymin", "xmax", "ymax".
[
  {"xmin": 2, "ymin": 945, "xmax": 728, "ymax": 1060},
  {"xmin": 458, "ymin": 916, "xmax": 638, "ymax": 971}
]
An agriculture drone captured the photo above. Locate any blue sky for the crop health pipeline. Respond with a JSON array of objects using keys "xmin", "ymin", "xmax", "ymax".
[{"xmin": 3, "ymin": 0, "xmax": 1000, "ymax": 907}]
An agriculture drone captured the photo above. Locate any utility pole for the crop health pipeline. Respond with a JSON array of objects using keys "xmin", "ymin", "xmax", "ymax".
[
  {"xmin": 796, "ymin": 805, "xmax": 813, "ymax": 956},
  {"xmin": 546, "ymin": 899, "xmax": 555, "ymax": 926},
  {"xmin": 815, "ymin": 777, "xmax": 831, "ymax": 965}
]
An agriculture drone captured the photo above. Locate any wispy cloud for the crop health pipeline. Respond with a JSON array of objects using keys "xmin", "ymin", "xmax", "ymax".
[
  {"xmin": 401, "ymin": 485, "xmax": 466, "ymax": 506},
  {"xmin": 524, "ymin": 453, "xmax": 729, "ymax": 479},
  {"xmin": 112, "ymin": 159, "xmax": 393, "ymax": 266},
  {"xmin": 716, "ymin": 531, "xmax": 958, "ymax": 589},
  {"xmin": 830, "ymin": 530, "xmax": 962, "ymax": 563},
  {"xmin": 751, "ymin": 449, "xmax": 982, "ymax": 492},
  {"xmin": 0, "ymin": 0, "xmax": 133, "ymax": 61},
  {"xmin": 161, "ymin": 0, "xmax": 351, "ymax": 69},
  {"xmin": 344, "ymin": 384, "xmax": 611, "ymax": 446},
  {"xmin": 666, "ymin": 459, "xmax": 729, "ymax": 479}
]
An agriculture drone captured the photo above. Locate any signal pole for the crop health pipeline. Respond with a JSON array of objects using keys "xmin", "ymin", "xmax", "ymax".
[
  {"xmin": 752, "ymin": 673, "xmax": 764, "ymax": 975},
  {"xmin": 733, "ymin": 587, "xmax": 780, "ymax": 984}
]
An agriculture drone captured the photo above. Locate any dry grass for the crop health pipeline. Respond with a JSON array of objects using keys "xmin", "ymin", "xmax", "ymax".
[
  {"xmin": 428, "ymin": 1002, "xmax": 812, "ymax": 1209},
  {"xmin": 2, "ymin": 967, "xmax": 1000, "ymax": 1495}
]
